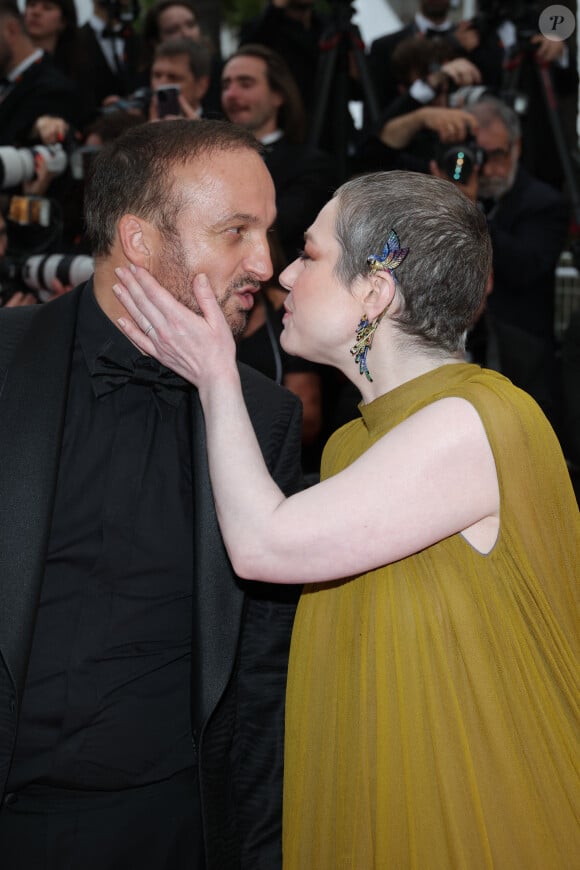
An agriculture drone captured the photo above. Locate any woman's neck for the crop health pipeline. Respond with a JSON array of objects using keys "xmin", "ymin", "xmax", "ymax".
[
  {"xmin": 31, "ymin": 34, "xmax": 58, "ymax": 53},
  {"xmin": 346, "ymin": 330, "xmax": 465, "ymax": 405}
]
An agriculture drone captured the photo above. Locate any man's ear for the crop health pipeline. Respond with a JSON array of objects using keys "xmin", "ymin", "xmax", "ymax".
[{"xmin": 117, "ymin": 214, "xmax": 156, "ymax": 267}]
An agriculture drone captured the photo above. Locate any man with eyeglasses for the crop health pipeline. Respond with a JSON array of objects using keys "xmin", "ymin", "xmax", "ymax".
[{"xmin": 432, "ymin": 95, "xmax": 569, "ymax": 430}]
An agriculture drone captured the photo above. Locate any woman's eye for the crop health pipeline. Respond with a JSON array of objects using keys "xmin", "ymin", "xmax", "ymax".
[{"xmin": 297, "ymin": 249, "xmax": 311, "ymax": 262}]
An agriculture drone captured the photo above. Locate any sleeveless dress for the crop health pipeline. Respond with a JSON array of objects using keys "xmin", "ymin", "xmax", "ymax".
[{"xmin": 283, "ymin": 363, "xmax": 579, "ymax": 869}]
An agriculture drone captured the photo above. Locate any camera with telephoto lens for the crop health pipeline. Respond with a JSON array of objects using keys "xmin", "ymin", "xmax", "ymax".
[
  {"xmin": 100, "ymin": 86, "xmax": 151, "ymax": 117},
  {"xmin": 0, "ymin": 144, "xmax": 68, "ymax": 190},
  {"xmin": 0, "ymin": 253, "xmax": 94, "ymax": 304},
  {"xmin": 436, "ymin": 135, "xmax": 486, "ymax": 185}
]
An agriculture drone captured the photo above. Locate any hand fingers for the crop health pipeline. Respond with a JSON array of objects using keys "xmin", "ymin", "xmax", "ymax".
[
  {"xmin": 112, "ymin": 269, "xmax": 162, "ymax": 337},
  {"xmin": 113, "ymin": 264, "xmax": 176, "ymax": 333},
  {"xmin": 116, "ymin": 314, "xmax": 157, "ymax": 355},
  {"xmin": 4, "ymin": 291, "xmax": 37, "ymax": 308},
  {"xmin": 192, "ymin": 273, "xmax": 223, "ymax": 322}
]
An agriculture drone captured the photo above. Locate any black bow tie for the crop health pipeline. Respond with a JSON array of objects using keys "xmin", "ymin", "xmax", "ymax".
[
  {"xmin": 424, "ymin": 27, "xmax": 452, "ymax": 39},
  {"xmin": 91, "ymin": 352, "xmax": 188, "ymax": 406}
]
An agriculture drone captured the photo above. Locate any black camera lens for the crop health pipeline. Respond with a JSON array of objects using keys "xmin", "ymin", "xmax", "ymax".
[{"xmin": 436, "ymin": 137, "xmax": 485, "ymax": 185}]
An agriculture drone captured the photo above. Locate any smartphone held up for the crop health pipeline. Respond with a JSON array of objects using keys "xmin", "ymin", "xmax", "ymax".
[{"xmin": 155, "ymin": 85, "xmax": 183, "ymax": 119}]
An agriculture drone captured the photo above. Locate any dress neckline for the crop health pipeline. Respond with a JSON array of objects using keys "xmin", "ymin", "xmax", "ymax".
[{"xmin": 359, "ymin": 362, "xmax": 481, "ymax": 436}]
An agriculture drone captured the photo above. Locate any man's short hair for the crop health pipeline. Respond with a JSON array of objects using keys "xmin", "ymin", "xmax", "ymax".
[
  {"xmin": 333, "ymin": 170, "xmax": 492, "ymax": 354},
  {"xmin": 84, "ymin": 118, "xmax": 262, "ymax": 257},
  {"xmin": 153, "ymin": 36, "xmax": 211, "ymax": 80},
  {"xmin": 466, "ymin": 96, "xmax": 522, "ymax": 145}
]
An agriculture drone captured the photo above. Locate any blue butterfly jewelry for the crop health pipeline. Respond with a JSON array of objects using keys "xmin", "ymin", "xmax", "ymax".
[{"xmin": 350, "ymin": 229, "xmax": 410, "ymax": 382}]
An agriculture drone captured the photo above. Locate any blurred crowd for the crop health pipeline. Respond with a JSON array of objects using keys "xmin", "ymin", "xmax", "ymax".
[{"xmin": 0, "ymin": 0, "xmax": 579, "ymax": 491}]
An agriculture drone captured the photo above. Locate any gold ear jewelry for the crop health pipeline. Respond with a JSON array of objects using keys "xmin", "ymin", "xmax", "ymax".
[
  {"xmin": 350, "ymin": 312, "xmax": 383, "ymax": 383},
  {"xmin": 367, "ymin": 228, "xmax": 409, "ymax": 277}
]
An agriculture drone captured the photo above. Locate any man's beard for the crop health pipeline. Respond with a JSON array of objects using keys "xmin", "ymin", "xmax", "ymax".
[
  {"xmin": 478, "ymin": 163, "xmax": 517, "ymax": 201},
  {"xmin": 157, "ymin": 238, "xmax": 260, "ymax": 339},
  {"xmin": 421, "ymin": 0, "xmax": 450, "ymax": 24}
]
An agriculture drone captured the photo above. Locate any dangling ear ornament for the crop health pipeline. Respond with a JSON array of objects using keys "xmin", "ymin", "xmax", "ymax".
[
  {"xmin": 351, "ymin": 314, "xmax": 382, "ymax": 382},
  {"xmin": 350, "ymin": 229, "xmax": 410, "ymax": 382}
]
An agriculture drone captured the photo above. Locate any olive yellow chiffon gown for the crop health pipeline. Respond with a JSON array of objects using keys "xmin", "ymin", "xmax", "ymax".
[{"xmin": 283, "ymin": 364, "xmax": 579, "ymax": 869}]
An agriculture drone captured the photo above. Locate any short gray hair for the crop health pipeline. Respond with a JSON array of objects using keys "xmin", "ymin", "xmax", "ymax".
[
  {"xmin": 333, "ymin": 170, "xmax": 492, "ymax": 354},
  {"xmin": 466, "ymin": 95, "xmax": 521, "ymax": 145}
]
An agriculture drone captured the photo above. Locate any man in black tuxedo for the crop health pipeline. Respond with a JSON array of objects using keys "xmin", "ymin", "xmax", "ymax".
[
  {"xmin": 221, "ymin": 43, "xmax": 337, "ymax": 265},
  {"xmin": 0, "ymin": 0, "xmax": 82, "ymax": 145},
  {"xmin": 368, "ymin": 0, "xmax": 480, "ymax": 115},
  {"xmin": 239, "ymin": 0, "xmax": 324, "ymax": 119},
  {"xmin": 0, "ymin": 119, "xmax": 303, "ymax": 869},
  {"xmin": 73, "ymin": 0, "xmax": 144, "ymax": 124}
]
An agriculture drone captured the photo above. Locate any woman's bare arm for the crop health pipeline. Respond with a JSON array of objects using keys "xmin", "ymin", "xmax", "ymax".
[{"xmin": 114, "ymin": 266, "xmax": 499, "ymax": 584}]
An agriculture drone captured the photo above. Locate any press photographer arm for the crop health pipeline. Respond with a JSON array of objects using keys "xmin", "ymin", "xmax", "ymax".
[
  {"xmin": 32, "ymin": 115, "xmax": 71, "ymax": 146},
  {"xmin": 379, "ymin": 106, "xmax": 478, "ymax": 150}
]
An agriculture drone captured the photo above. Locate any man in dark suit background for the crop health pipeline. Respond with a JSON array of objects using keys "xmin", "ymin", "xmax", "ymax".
[
  {"xmin": 221, "ymin": 43, "xmax": 337, "ymax": 265},
  {"xmin": 0, "ymin": 0, "xmax": 82, "ymax": 145},
  {"xmin": 430, "ymin": 96, "xmax": 569, "ymax": 427},
  {"xmin": 74, "ymin": 0, "xmax": 144, "ymax": 123},
  {"xmin": 0, "ymin": 119, "xmax": 303, "ymax": 869},
  {"xmin": 368, "ymin": 0, "xmax": 480, "ymax": 115}
]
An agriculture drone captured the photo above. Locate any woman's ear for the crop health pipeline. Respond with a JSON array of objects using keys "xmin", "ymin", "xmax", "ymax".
[
  {"xmin": 358, "ymin": 269, "xmax": 398, "ymax": 319},
  {"xmin": 117, "ymin": 214, "xmax": 156, "ymax": 268}
]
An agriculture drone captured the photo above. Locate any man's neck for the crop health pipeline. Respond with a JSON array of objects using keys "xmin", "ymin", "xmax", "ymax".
[{"xmin": 250, "ymin": 118, "xmax": 279, "ymax": 142}]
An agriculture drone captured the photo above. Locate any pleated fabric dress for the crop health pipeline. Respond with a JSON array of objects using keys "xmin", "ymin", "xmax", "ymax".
[{"xmin": 283, "ymin": 363, "xmax": 579, "ymax": 869}]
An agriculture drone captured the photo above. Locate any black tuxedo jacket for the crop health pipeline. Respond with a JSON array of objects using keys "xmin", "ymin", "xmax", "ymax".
[
  {"xmin": 263, "ymin": 136, "xmax": 338, "ymax": 263},
  {"xmin": 73, "ymin": 23, "xmax": 144, "ymax": 124},
  {"xmin": 368, "ymin": 23, "xmax": 417, "ymax": 112},
  {"xmin": 486, "ymin": 165, "xmax": 568, "ymax": 340},
  {"xmin": 0, "ymin": 284, "xmax": 304, "ymax": 869},
  {"xmin": 0, "ymin": 53, "xmax": 82, "ymax": 146}
]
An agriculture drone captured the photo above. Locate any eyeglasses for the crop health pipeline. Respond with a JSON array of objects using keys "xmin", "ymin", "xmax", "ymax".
[{"xmin": 484, "ymin": 146, "xmax": 513, "ymax": 167}]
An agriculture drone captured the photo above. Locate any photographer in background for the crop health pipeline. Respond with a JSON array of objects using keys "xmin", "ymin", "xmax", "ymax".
[
  {"xmin": 430, "ymin": 96, "xmax": 569, "ymax": 429},
  {"xmin": 468, "ymin": 1, "xmax": 578, "ymax": 190},
  {"xmin": 369, "ymin": 0, "xmax": 578, "ymax": 190},
  {"xmin": 352, "ymin": 33, "xmax": 484, "ymax": 176},
  {"xmin": 221, "ymin": 43, "xmax": 337, "ymax": 264},
  {"xmin": 73, "ymin": 0, "xmax": 143, "ymax": 124},
  {"xmin": 368, "ymin": 0, "xmax": 482, "ymax": 115},
  {"xmin": 138, "ymin": 0, "xmax": 222, "ymax": 117},
  {"xmin": 239, "ymin": 0, "xmax": 325, "ymax": 122},
  {"xmin": 148, "ymin": 37, "xmax": 211, "ymax": 120},
  {"xmin": 0, "ymin": 0, "xmax": 82, "ymax": 146},
  {"xmin": 23, "ymin": 0, "xmax": 82, "ymax": 81}
]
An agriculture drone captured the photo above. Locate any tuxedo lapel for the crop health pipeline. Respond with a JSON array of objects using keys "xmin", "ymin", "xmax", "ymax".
[
  {"xmin": 190, "ymin": 391, "xmax": 243, "ymax": 730},
  {"xmin": 0, "ymin": 288, "xmax": 80, "ymax": 696}
]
